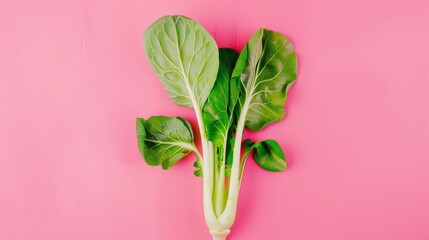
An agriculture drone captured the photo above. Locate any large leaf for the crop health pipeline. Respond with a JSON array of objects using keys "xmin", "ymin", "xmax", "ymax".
[
  {"xmin": 203, "ymin": 48, "xmax": 239, "ymax": 146},
  {"xmin": 144, "ymin": 15, "xmax": 219, "ymax": 108},
  {"xmin": 136, "ymin": 116, "xmax": 195, "ymax": 169},
  {"xmin": 244, "ymin": 139, "xmax": 287, "ymax": 172},
  {"xmin": 238, "ymin": 28, "xmax": 298, "ymax": 131}
]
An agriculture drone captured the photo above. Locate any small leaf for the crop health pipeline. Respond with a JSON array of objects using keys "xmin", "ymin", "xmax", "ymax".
[
  {"xmin": 244, "ymin": 139, "xmax": 287, "ymax": 172},
  {"xmin": 193, "ymin": 159, "xmax": 202, "ymax": 168},
  {"xmin": 193, "ymin": 169, "xmax": 202, "ymax": 177},
  {"xmin": 136, "ymin": 116, "xmax": 195, "ymax": 169},
  {"xmin": 193, "ymin": 158, "xmax": 202, "ymax": 177}
]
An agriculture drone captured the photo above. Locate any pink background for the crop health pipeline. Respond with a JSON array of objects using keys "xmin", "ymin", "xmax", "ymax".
[{"xmin": 1, "ymin": 0, "xmax": 428, "ymax": 239}]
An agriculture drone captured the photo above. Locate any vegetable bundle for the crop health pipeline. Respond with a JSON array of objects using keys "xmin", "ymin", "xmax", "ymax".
[{"xmin": 137, "ymin": 15, "xmax": 297, "ymax": 239}]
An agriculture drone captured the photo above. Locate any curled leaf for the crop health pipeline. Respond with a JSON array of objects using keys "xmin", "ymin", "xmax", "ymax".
[{"xmin": 244, "ymin": 139, "xmax": 287, "ymax": 172}]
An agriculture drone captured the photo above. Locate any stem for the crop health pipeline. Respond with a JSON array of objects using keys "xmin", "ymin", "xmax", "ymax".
[
  {"xmin": 190, "ymin": 145, "xmax": 203, "ymax": 162},
  {"xmin": 194, "ymin": 109, "xmax": 220, "ymax": 230},
  {"xmin": 214, "ymin": 144, "xmax": 227, "ymax": 216},
  {"xmin": 239, "ymin": 149, "xmax": 251, "ymax": 180},
  {"xmin": 218, "ymin": 99, "xmax": 250, "ymax": 226},
  {"xmin": 180, "ymin": 68, "xmax": 220, "ymax": 230}
]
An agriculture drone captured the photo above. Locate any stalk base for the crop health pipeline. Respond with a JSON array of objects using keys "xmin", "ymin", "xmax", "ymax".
[{"xmin": 210, "ymin": 229, "xmax": 230, "ymax": 240}]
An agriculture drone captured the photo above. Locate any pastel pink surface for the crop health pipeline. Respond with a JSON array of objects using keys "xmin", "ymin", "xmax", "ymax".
[{"xmin": 0, "ymin": 0, "xmax": 428, "ymax": 239}]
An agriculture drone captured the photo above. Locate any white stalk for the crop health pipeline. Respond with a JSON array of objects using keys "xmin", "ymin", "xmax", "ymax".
[
  {"xmin": 194, "ymin": 108, "xmax": 222, "ymax": 231},
  {"xmin": 218, "ymin": 99, "xmax": 250, "ymax": 227},
  {"xmin": 214, "ymin": 142, "xmax": 227, "ymax": 216},
  {"xmin": 178, "ymin": 49, "xmax": 222, "ymax": 231},
  {"xmin": 178, "ymin": 49, "xmax": 233, "ymax": 237},
  {"xmin": 192, "ymin": 105, "xmax": 228, "ymax": 236}
]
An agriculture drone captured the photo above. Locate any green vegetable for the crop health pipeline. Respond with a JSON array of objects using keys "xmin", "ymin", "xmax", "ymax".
[{"xmin": 137, "ymin": 15, "xmax": 298, "ymax": 240}]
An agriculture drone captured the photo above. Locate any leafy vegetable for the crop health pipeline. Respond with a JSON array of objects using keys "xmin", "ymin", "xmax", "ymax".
[{"xmin": 138, "ymin": 15, "xmax": 298, "ymax": 240}]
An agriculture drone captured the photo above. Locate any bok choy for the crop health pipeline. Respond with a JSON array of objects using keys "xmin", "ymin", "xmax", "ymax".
[{"xmin": 137, "ymin": 15, "xmax": 297, "ymax": 240}]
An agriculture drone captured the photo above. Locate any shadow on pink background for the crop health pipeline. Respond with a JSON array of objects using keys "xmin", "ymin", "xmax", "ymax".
[{"xmin": 0, "ymin": 0, "xmax": 428, "ymax": 239}]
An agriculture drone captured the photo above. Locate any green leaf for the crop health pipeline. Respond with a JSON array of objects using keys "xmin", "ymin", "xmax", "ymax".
[
  {"xmin": 203, "ymin": 48, "xmax": 239, "ymax": 146},
  {"xmin": 136, "ymin": 116, "xmax": 196, "ymax": 170},
  {"xmin": 143, "ymin": 15, "xmax": 219, "ymax": 109},
  {"xmin": 244, "ymin": 139, "xmax": 287, "ymax": 172},
  {"xmin": 238, "ymin": 28, "xmax": 298, "ymax": 131}
]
